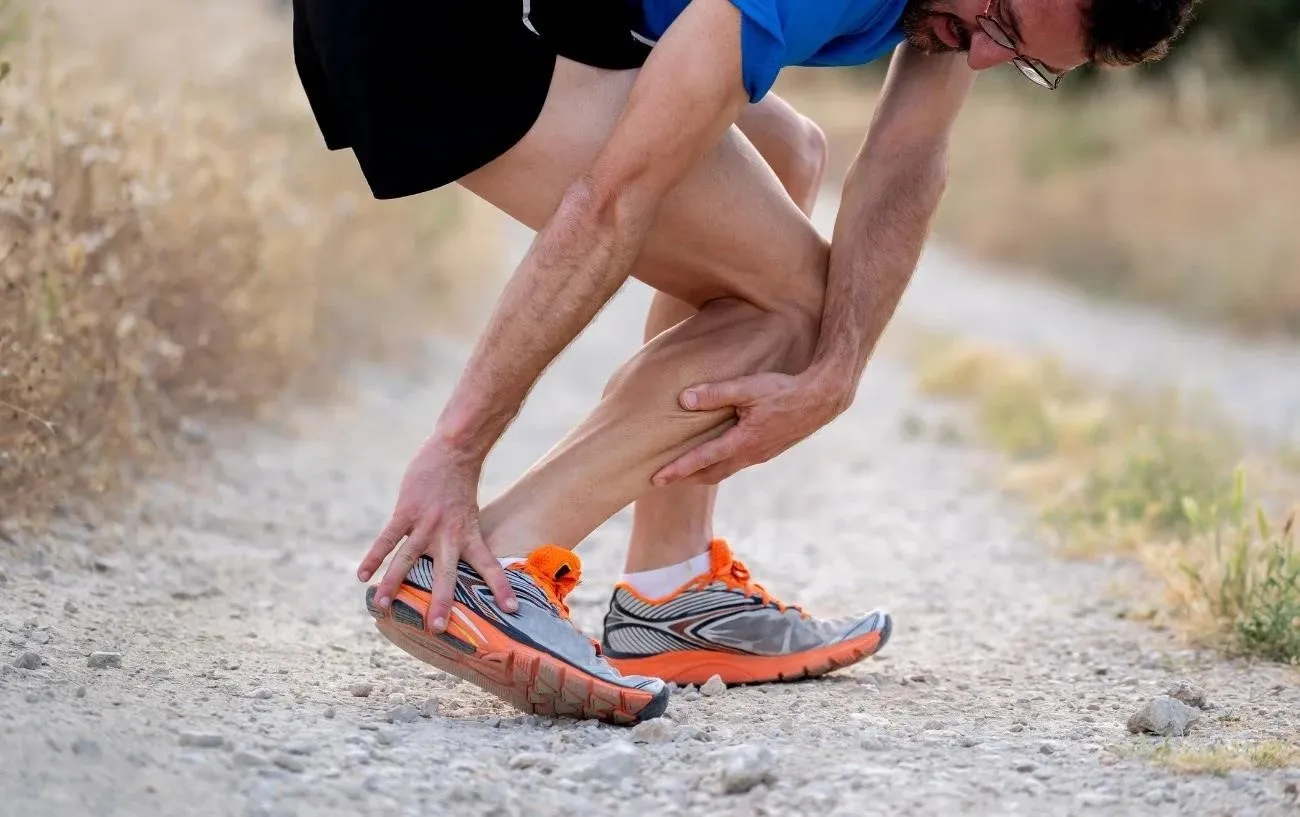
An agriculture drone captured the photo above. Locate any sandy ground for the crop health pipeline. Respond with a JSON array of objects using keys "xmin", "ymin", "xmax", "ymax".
[{"xmin": 3, "ymin": 201, "xmax": 1300, "ymax": 817}]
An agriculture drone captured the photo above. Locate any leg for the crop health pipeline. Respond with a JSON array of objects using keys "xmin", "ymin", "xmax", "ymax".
[
  {"xmin": 460, "ymin": 58, "xmax": 832, "ymax": 555},
  {"xmin": 624, "ymin": 94, "xmax": 829, "ymax": 574}
]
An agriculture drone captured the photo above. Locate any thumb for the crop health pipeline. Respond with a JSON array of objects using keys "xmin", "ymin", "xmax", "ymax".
[{"xmin": 680, "ymin": 374, "xmax": 771, "ymax": 412}]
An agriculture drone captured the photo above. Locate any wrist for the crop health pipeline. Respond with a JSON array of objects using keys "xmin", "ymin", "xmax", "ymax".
[{"xmin": 801, "ymin": 360, "xmax": 859, "ymax": 416}]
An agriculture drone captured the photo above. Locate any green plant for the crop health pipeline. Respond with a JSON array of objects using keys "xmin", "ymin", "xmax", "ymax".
[{"xmin": 1179, "ymin": 470, "xmax": 1300, "ymax": 664}]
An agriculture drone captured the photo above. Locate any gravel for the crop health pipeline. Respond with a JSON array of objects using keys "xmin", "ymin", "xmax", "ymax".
[{"xmin": 0, "ymin": 187, "xmax": 1297, "ymax": 817}]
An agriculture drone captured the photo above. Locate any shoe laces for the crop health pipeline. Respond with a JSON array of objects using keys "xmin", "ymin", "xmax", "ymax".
[
  {"xmin": 509, "ymin": 545, "xmax": 607, "ymax": 656},
  {"xmin": 690, "ymin": 541, "xmax": 806, "ymax": 618}
]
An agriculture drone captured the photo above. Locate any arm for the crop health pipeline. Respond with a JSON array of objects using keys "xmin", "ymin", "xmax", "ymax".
[
  {"xmin": 806, "ymin": 45, "xmax": 976, "ymax": 404},
  {"xmin": 433, "ymin": 0, "xmax": 751, "ymax": 462}
]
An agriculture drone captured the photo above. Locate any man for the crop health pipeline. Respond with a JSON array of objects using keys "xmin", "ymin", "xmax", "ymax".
[{"xmin": 293, "ymin": 0, "xmax": 1195, "ymax": 724}]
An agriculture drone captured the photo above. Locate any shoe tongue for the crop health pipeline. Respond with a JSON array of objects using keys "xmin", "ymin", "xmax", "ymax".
[{"xmin": 524, "ymin": 545, "xmax": 582, "ymax": 603}]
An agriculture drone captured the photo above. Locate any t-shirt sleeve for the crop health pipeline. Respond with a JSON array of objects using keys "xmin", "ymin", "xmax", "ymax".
[{"xmin": 727, "ymin": 0, "xmax": 788, "ymax": 103}]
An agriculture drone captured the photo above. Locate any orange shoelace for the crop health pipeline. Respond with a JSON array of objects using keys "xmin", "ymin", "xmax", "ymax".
[{"xmin": 687, "ymin": 540, "xmax": 807, "ymax": 618}]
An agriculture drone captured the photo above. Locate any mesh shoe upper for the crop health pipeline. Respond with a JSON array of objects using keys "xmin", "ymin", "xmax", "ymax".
[
  {"xmin": 403, "ymin": 547, "xmax": 665, "ymax": 693},
  {"xmin": 600, "ymin": 540, "xmax": 888, "ymax": 658}
]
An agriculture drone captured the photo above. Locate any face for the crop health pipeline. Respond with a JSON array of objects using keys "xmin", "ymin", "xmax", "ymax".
[{"xmin": 900, "ymin": 0, "xmax": 1090, "ymax": 85}]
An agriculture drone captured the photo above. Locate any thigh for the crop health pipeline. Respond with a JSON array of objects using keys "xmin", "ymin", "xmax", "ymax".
[{"xmin": 459, "ymin": 58, "xmax": 828, "ymax": 316}]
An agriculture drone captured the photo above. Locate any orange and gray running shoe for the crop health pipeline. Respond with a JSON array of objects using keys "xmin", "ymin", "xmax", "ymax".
[
  {"xmin": 601, "ymin": 539, "xmax": 891, "ymax": 686},
  {"xmin": 366, "ymin": 545, "xmax": 669, "ymax": 725}
]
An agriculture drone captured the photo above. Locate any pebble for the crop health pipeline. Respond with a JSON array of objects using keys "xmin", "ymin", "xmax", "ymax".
[
  {"xmin": 324, "ymin": 706, "xmax": 336, "ymax": 719},
  {"xmin": 386, "ymin": 704, "xmax": 421, "ymax": 724},
  {"xmin": 233, "ymin": 751, "xmax": 266, "ymax": 767},
  {"xmin": 248, "ymin": 687, "xmax": 274, "ymax": 699},
  {"xmin": 178, "ymin": 732, "xmax": 226, "ymax": 748},
  {"xmin": 554, "ymin": 740, "xmax": 641, "ymax": 783},
  {"xmin": 1127, "ymin": 696, "xmax": 1201, "ymax": 737},
  {"xmin": 12, "ymin": 651, "xmax": 41, "ymax": 670},
  {"xmin": 349, "ymin": 682, "xmax": 373, "ymax": 698},
  {"xmin": 63, "ymin": 600, "xmax": 78, "ymax": 615},
  {"xmin": 701, "ymin": 675, "xmax": 727, "ymax": 697},
  {"xmin": 631, "ymin": 718, "xmax": 676, "ymax": 744},
  {"xmin": 87, "ymin": 652, "xmax": 122, "ymax": 669},
  {"xmin": 420, "ymin": 698, "xmax": 439, "ymax": 718},
  {"xmin": 717, "ymin": 744, "xmax": 775, "ymax": 795},
  {"xmin": 273, "ymin": 754, "xmax": 305, "ymax": 773},
  {"xmin": 1167, "ymin": 680, "xmax": 1210, "ymax": 710},
  {"xmin": 71, "ymin": 739, "xmax": 101, "ymax": 759}
]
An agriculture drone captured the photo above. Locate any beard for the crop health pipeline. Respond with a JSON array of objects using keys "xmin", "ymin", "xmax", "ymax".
[{"xmin": 899, "ymin": 0, "xmax": 970, "ymax": 54}]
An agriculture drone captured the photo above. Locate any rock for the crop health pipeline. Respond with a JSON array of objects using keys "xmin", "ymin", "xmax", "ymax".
[
  {"xmin": 386, "ymin": 704, "xmax": 421, "ymax": 724},
  {"xmin": 420, "ymin": 698, "xmax": 440, "ymax": 718},
  {"xmin": 508, "ymin": 752, "xmax": 552, "ymax": 770},
  {"xmin": 63, "ymin": 600, "xmax": 78, "ymax": 615},
  {"xmin": 323, "ymin": 706, "xmax": 336, "ymax": 719},
  {"xmin": 12, "ymin": 651, "xmax": 41, "ymax": 670},
  {"xmin": 0, "ymin": 567, "xmax": 7, "ymax": 585},
  {"xmin": 1167, "ymin": 680, "xmax": 1209, "ymax": 710},
  {"xmin": 1127, "ymin": 696, "xmax": 1201, "ymax": 737},
  {"xmin": 631, "ymin": 718, "xmax": 676, "ymax": 743},
  {"xmin": 348, "ymin": 682, "xmax": 373, "ymax": 697},
  {"xmin": 87, "ymin": 651, "xmax": 122, "ymax": 669},
  {"xmin": 386, "ymin": 692, "xmax": 406, "ymax": 705},
  {"xmin": 1014, "ymin": 761, "xmax": 1036, "ymax": 773},
  {"xmin": 273, "ymin": 754, "xmax": 305, "ymax": 773},
  {"xmin": 34, "ymin": 567, "xmax": 53, "ymax": 581},
  {"xmin": 248, "ymin": 687, "xmax": 274, "ymax": 699},
  {"xmin": 71, "ymin": 739, "xmax": 101, "ymax": 759},
  {"xmin": 178, "ymin": 417, "xmax": 208, "ymax": 443},
  {"xmin": 555, "ymin": 740, "xmax": 641, "ymax": 783},
  {"xmin": 701, "ymin": 675, "xmax": 727, "ymax": 697},
  {"xmin": 1039, "ymin": 743, "xmax": 1056, "ymax": 755},
  {"xmin": 178, "ymin": 732, "xmax": 226, "ymax": 748},
  {"xmin": 716, "ymin": 744, "xmax": 775, "ymax": 795},
  {"xmin": 233, "ymin": 751, "xmax": 266, "ymax": 767},
  {"xmin": 860, "ymin": 737, "xmax": 889, "ymax": 752}
]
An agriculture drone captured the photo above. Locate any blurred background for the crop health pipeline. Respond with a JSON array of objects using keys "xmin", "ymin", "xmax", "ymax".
[{"xmin": 3, "ymin": 0, "xmax": 1299, "ymax": 525}]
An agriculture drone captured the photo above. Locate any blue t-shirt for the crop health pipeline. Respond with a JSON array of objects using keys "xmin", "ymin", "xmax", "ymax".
[{"xmin": 638, "ymin": 0, "xmax": 908, "ymax": 102}]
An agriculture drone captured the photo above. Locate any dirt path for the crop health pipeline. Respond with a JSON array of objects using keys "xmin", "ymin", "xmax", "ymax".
[{"xmin": 4, "ymin": 205, "xmax": 1299, "ymax": 817}]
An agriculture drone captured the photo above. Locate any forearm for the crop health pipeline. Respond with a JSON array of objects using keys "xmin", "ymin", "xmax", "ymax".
[
  {"xmin": 433, "ymin": 182, "xmax": 651, "ymax": 461},
  {"xmin": 808, "ymin": 143, "xmax": 948, "ymax": 392}
]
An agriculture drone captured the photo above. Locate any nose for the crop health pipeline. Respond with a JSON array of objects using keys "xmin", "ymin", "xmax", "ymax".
[{"xmin": 966, "ymin": 30, "xmax": 1016, "ymax": 71}]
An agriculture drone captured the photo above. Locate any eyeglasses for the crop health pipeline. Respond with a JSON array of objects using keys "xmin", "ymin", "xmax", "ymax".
[{"xmin": 975, "ymin": 13, "xmax": 1064, "ymax": 90}]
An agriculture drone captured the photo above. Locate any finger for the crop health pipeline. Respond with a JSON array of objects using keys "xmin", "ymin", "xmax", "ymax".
[
  {"xmin": 680, "ymin": 374, "xmax": 769, "ymax": 412},
  {"xmin": 463, "ymin": 539, "xmax": 519, "ymax": 614},
  {"xmin": 373, "ymin": 524, "xmax": 430, "ymax": 611},
  {"xmin": 680, "ymin": 460, "xmax": 741, "ymax": 486},
  {"xmin": 426, "ymin": 535, "xmax": 461, "ymax": 634},
  {"xmin": 652, "ymin": 427, "xmax": 748, "ymax": 487},
  {"xmin": 358, "ymin": 514, "xmax": 410, "ymax": 582}
]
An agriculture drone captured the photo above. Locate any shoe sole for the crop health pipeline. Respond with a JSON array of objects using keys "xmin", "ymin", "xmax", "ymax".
[
  {"xmin": 605, "ymin": 613, "xmax": 892, "ymax": 687},
  {"xmin": 365, "ymin": 585, "xmax": 669, "ymax": 725}
]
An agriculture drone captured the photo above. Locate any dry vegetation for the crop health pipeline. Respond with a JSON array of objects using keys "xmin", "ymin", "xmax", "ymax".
[
  {"xmin": 775, "ymin": 65, "xmax": 1300, "ymax": 339},
  {"xmin": 906, "ymin": 334, "xmax": 1300, "ymax": 666},
  {"xmin": 0, "ymin": 0, "xmax": 498, "ymax": 526}
]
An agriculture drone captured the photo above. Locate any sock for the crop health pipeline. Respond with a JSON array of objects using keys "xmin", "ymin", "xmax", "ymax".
[
  {"xmin": 621, "ymin": 551, "xmax": 712, "ymax": 599},
  {"xmin": 498, "ymin": 557, "xmax": 525, "ymax": 569}
]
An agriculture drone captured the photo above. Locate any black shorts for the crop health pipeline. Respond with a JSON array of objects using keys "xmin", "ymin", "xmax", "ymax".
[{"xmin": 293, "ymin": 0, "xmax": 655, "ymax": 200}]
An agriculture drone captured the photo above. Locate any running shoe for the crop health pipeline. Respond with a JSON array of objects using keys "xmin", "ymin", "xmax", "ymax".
[
  {"xmin": 601, "ymin": 539, "xmax": 891, "ymax": 686},
  {"xmin": 366, "ymin": 545, "xmax": 669, "ymax": 725}
]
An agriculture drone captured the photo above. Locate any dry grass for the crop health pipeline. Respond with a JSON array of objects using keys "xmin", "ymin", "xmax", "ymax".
[
  {"xmin": 909, "ymin": 334, "xmax": 1300, "ymax": 665},
  {"xmin": 775, "ymin": 66, "xmax": 1300, "ymax": 339},
  {"xmin": 1140, "ymin": 739, "xmax": 1300, "ymax": 775},
  {"xmin": 1, "ymin": 0, "xmax": 499, "ymax": 526}
]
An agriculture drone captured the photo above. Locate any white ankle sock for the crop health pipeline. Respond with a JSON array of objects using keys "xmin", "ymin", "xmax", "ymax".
[{"xmin": 621, "ymin": 551, "xmax": 712, "ymax": 599}]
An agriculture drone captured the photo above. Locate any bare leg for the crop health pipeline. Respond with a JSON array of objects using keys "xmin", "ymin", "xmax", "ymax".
[
  {"xmin": 457, "ymin": 58, "xmax": 830, "ymax": 557},
  {"xmin": 624, "ymin": 94, "xmax": 829, "ymax": 573}
]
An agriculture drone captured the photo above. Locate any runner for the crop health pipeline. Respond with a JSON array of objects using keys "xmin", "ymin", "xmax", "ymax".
[{"xmin": 293, "ymin": 0, "xmax": 1197, "ymax": 724}]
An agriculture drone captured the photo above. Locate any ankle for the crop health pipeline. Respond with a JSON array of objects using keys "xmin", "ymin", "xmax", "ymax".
[{"xmin": 620, "ymin": 551, "xmax": 712, "ymax": 599}]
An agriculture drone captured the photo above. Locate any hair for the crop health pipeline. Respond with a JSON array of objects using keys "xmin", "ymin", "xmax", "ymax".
[{"xmin": 1082, "ymin": 0, "xmax": 1200, "ymax": 66}]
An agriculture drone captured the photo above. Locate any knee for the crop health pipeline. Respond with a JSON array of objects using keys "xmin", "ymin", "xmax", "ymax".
[{"xmin": 782, "ymin": 116, "xmax": 828, "ymax": 207}]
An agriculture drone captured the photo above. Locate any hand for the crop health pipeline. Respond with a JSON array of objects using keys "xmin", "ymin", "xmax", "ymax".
[
  {"xmin": 651, "ymin": 371, "xmax": 851, "ymax": 487},
  {"xmin": 357, "ymin": 438, "xmax": 519, "ymax": 632}
]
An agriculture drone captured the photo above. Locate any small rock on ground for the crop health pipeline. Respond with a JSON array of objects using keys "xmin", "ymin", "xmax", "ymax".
[
  {"xmin": 1127, "ymin": 696, "xmax": 1201, "ymax": 737},
  {"xmin": 701, "ymin": 675, "xmax": 727, "ymax": 696},
  {"xmin": 717, "ymin": 745, "xmax": 776, "ymax": 795},
  {"xmin": 86, "ymin": 652, "xmax": 121, "ymax": 669},
  {"xmin": 11, "ymin": 652, "xmax": 41, "ymax": 670}
]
